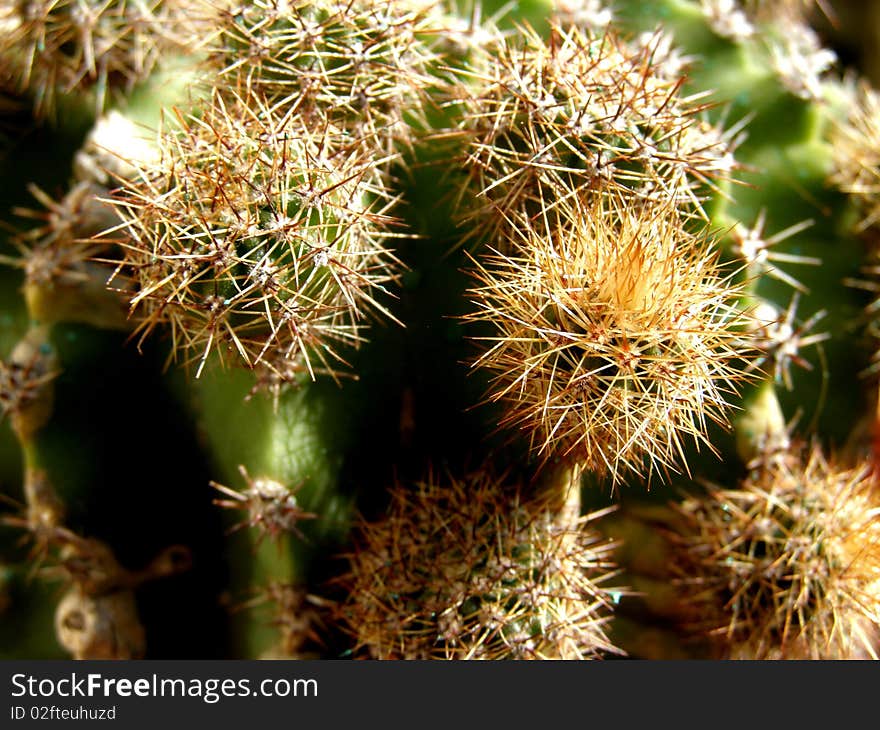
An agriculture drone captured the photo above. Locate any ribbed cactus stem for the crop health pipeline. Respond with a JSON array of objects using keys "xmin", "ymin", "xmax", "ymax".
[
  {"xmin": 734, "ymin": 380, "xmax": 790, "ymax": 463},
  {"xmin": 533, "ymin": 460, "xmax": 583, "ymax": 527},
  {"xmin": 190, "ymin": 365, "xmax": 358, "ymax": 658},
  {"xmin": 3, "ymin": 323, "xmax": 63, "ymax": 532}
]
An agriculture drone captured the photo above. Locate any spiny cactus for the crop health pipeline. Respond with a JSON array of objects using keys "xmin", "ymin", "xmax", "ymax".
[
  {"xmin": 104, "ymin": 87, "xmax": 402, "ymax": 382},
  {"xmin": 335, "ymin": 466, "xmax": 621, "ymax": 659},
  {"xmin": 668, "ymin": 440, "xmax": 880, "ymax": 659},
  {"xmin": 0, "ymin": 0, "xmax": 198, "ymax": 118},
  {"xmin": 2, "ymin": 0, "xmax": 880, "ymax": 662},
  {"xmin": 464, "ymin": 194, "xmax": 752, "ymax": 483}
]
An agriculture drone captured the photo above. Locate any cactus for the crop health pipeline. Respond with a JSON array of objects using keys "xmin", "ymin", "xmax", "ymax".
[{"xmin": 2, "ymin": 0, "xmax": 880, "ymax": 661}]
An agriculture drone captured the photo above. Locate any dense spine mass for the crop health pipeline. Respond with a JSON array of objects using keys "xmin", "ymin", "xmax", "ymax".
[
  {"xmin": 465, "ymin": 196, "xmax": 751, "ymax": 482},
  {"xmin": 670, "ymin": 442, "xmax": 880, "ymax": 659},
  {"xmin": 336, "ymin": 467, "xmax": 621, "ymax": 659}
]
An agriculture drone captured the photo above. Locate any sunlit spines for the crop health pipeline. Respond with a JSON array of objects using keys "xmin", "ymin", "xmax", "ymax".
[
  {"xmin": 196, "ymin": 0, "xmax": 449, "ymax": 159},
  {"xmin": 102, "ymin": 87, "xmax": 403, "ymax": 385},
  {"xmin": 728, "ymin": 210, "xmax": 820, "ymax": 294},
  {"xmin": 744, "ymin": 295, "xmax": 829, "ymax": 392},
  {"xmin": 452, "ymin": 21, "xmax": 740, "ymax": 245},
  {"xmin": 465, "ymin": 194, "xmax": 756, "ymax": 484}
]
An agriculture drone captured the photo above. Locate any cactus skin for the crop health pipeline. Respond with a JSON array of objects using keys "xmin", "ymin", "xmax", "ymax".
[{"xmin": 1, "ymin": 0, "xmax": 880, "ymax": 661}]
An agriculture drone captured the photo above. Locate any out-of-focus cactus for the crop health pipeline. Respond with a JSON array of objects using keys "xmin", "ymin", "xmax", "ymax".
[
  {"xmin": 0, "ymin": 0, "xmax": 198, "ymax": 119},
  {"xmin": 335, "ymin": 466, "xmax": 621, "ymax": 659},
  {"xmin": 1, "ymin": 0, "xmax": 880, "ymax": 661}
]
